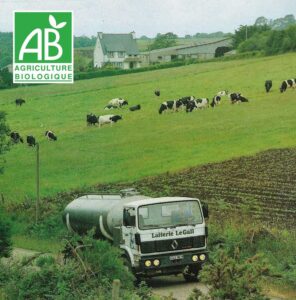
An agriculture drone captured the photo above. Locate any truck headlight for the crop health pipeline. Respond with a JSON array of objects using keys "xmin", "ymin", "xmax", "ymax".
[
  {"xmin": 199, "ymin": 254, "xmax": 206, "ymax": 261},
  {"xmin": 192, "ymin": 255, "xmax": 198, "ymax": 262},
  {"xmin": 145, "ymin": 260, "xmax": 152, "ymax": 267},
  {"xmin": 153, "ymin": 259, "xmax": 160, "ymax": 266}
]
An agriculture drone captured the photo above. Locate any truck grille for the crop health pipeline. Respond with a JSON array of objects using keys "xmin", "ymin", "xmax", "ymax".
[{"xmin": 141, "ymin": 236, "xmax": 205, "ymax": 254}]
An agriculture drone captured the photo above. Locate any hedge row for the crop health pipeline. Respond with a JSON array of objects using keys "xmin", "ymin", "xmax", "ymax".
[
  {"xmin": 0, "ymin": 51, "xmax": 267, "ymax": 89},
  {"xmin": 74, "ymin": 51, "xmax": 264, "ymax": 81}
]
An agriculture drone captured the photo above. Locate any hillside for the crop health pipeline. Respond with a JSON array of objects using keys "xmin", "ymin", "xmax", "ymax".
[
  {"xmin": 0, "ymin": 53, "xmax": 296, "ymax": 202},
  {"xmin": 133, "ymin": 147, "xmax": 296, "ymax": 227}
]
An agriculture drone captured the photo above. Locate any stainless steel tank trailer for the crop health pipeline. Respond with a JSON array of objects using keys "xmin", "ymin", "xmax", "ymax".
[{"xmin": 63, "ymin": 188, "xmax": 209, "ymax": 281}]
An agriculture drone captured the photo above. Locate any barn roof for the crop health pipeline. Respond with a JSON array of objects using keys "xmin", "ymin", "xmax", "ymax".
[
  {"xmin": 98, "ymin": 33, "xmax": 139, "ymax": 55},
  {"xmin": 141, "ymin": 37, "xmax": 232, "ymax": 54}
]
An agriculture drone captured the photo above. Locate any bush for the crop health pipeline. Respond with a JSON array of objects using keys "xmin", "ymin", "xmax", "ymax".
[
  {"xmin": 1, "ymin": 234, "xmax": 137, "ymax": 299},
  {"xmin": 78, "ymin": 235, "xmax": 135, "ymax": 289},
  {"xmin": 205, "ymin": 213, "xmax": 296, "ymax": 294},
  {"xmin": 200, "ymin": 248, "xmax": 270, "ymax": 300},
  {"xmin": 26, "ymin": 214, "xmax": 66, "ymax": 239}
]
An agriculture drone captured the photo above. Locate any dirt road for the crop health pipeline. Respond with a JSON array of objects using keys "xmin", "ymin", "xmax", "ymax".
[
  {"xmin": 148, "ymin": 275, "xmax": 287, "ymax": 300},
  {"xmin": 148, "ymin": 275, "xmax": 209, "ymax": 299}
]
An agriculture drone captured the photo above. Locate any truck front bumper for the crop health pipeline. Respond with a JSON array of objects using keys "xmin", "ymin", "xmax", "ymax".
[{"xmin": 136, "ymin": 250, "xmax": 208, "ymax": 277}]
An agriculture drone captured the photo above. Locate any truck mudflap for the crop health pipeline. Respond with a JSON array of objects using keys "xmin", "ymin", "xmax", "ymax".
[{"xmin": 136, "ymin": 251, "xmax": 208, "ymax": 276}]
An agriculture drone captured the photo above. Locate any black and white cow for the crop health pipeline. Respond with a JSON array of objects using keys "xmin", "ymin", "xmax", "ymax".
[
  {"xmin": 129, "ymin": 104, "xmax": 141, "ymax": 111},
  {"xmin": 186, "ymin": 98, "xmax": 209, "ymax": 112},
  {"xmin": 86, "ymin": 114, "xmax": 98, "ymax": 126},
  {"xmin": 10, "ymin": 132, "xmax": 23, "ymax": 143},
  {"xmin": 210, "ymin": 95, "xmax": 222, "ymax": 107},
  {"xmin": 98, "ymin": 115, "xmax": 122, "ymax": 127},
  {"xmin": 15, "ymin": 98, "xmax": 26, "ymax": 106},
  {"xmin": 229, "ymin": 93, "xmax": 249, "ymax": 104},
  {"xmin": 265, "ymin": 80, "xmax": 272, "ymax": 93},
  {"xmin": 280, "ymin": 79, "xmax": 296, "ymax": 93},
  {"xmin": 216, "ymin": 90, "xmax": 228, "ymax": 97},
  {"xmin": 179, "ymin": 96, "xmax": 195, "ymax": 109},
  {"xmin": 159, "ymin": 100, "xmax": 183, "ymax": 114},
  {"xmin": 104, "ymin": 104, "xmax": 118, "ymax": 110},
  {"xmin": 154, "ymin": 90, "xmax": 160, "ymax": 96},
  {"xmin": 27, "ymin": 135, "xmax": 36, "ymax": 147},
  {"xmin": 45, "ymin": 130, "xmax": 57, "ymax": 141},
  {"xmin": 108, "ymin": 98, "xmax": 128, "ymax": 107}
]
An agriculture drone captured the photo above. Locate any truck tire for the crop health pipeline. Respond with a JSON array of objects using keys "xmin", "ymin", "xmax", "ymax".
[
  {"xmin": 122, "ymin": 256, "xmax": 133, "ymax": 274},
  {"xmin": 122, "ymin": 256, "xmax": 142, "ymax": 285},
  {"xmin": 183, "ymin": 265, "xmax": 199, "ymax": 282}
]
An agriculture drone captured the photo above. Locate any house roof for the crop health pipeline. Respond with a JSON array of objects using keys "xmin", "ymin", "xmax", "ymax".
[{"xmin": 98, "ymin": 33, "xmax": 139, "ymax": 55}]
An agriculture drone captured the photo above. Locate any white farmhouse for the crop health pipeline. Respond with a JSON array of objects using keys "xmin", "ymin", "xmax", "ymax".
[{"xmin": 93, "ymin": 32, "xmax": 141, "ymax": 69}]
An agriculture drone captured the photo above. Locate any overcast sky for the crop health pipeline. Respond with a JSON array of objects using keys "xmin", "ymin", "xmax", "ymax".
[{"xmin": 0, "ymin": 0, "xmax": 295, "ymax": 37}]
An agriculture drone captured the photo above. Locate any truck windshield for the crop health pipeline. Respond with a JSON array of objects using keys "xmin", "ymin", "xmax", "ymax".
[{"xmin": 138, "ymin": 200, "xmax": 203, "ymax": 230}]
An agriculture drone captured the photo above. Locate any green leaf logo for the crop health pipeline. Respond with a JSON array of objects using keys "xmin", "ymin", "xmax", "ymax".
[{"xmin": 49, "ymin": 15, "xmax": 66, "ymax": 29}]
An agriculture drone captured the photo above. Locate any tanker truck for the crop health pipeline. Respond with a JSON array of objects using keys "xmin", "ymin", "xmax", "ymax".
[{"xmin": 63, "ymin": 189, "xmax": 209, "ymax": 281}]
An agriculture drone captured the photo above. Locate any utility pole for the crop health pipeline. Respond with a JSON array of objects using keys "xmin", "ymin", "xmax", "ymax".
[
  {"xmin": 246, "ymin": 25, "xmax": 248, "ymax": 41},
  {"xmin": 36, "ymin": 143, "xmax": 40, "ymax": 223}
]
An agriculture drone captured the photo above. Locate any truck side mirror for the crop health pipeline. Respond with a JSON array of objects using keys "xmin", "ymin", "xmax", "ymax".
[
  {"xmin": 201, "ymin": 202, "xmax": 209, "ymax": 219},
  {"xmin": 123, "ymin": 208, "xmax": 136, "ymax": 227}
]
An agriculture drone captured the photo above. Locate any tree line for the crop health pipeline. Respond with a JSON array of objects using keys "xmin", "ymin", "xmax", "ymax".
[{"xmin": 234, "ymin": 24, "xmax": 296, "ymax": 55}]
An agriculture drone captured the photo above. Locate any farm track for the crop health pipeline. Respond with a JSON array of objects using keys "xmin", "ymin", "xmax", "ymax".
[{"xmin": 132, "ymin": 148, "xmax": 296, "ymax": 228}]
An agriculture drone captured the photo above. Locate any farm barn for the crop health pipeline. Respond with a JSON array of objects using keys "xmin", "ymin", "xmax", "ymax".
[
  {"xmin": 93, "ymin": 32, "xmax": 141, "ymax": 69},
  {"xmin": 140, "ymin": 37, "xmax": 232, "ymax": 65}
]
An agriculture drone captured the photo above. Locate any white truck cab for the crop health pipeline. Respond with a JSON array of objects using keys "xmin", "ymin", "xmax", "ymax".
[{"xmin": 63, "ymin": 189, "xmax": 209, "ymax": 281}]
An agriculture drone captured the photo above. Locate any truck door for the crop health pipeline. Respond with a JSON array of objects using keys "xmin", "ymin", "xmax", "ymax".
[{"xmin": 122, "ymin": 207, "xmax": 138, "ymax": 252}]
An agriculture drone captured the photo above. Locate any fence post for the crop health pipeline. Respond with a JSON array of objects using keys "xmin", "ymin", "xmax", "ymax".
[{"xmin": 112, "ymin": 279, "xmax": 121, "ymax": 300}]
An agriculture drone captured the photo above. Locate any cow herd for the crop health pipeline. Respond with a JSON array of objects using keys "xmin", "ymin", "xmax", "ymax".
[
  {"xmin": 86, "ymin": 97, "xmax": 142, "ymax": 127},
  {"xmin": 9, "ymin": 130, "xmax": 57, "ymax": 146},
  {"xmin": 8, "ymin": 77, "xmax": 295, "ymax": 147},
  {"xmin": 264, "ymin": 78, "xmax": 296, "ymax": 93},
  {"xmin": 158, "ymin": 91, "xmax": 250, "ymax": 114}
]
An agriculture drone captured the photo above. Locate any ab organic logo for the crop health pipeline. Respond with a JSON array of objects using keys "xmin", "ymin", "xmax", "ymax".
[{"xmin": 13, "ymin": 11, "xmax": 73, "ymax": 84}]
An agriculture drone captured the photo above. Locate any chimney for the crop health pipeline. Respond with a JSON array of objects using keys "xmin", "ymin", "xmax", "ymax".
[
  {"xmin": 98, "ymin": 32, "xmax": 103, "ymax": 39},
  {"xmin": 130, "ymin": 31, "xmax": 136, "ymax": 39}
]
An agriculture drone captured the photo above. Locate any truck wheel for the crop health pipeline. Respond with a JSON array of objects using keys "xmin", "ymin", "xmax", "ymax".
[
  {"xmin": 183, "ymin": 265, "xmax": 199, "ymax": 282},
  {"xmin": 122, "ymin": 256, "xmax": 142, "ymax": 285},
  {"xmin": 123, "ymin": 256, "xmax": 133, "ymax": 273}
]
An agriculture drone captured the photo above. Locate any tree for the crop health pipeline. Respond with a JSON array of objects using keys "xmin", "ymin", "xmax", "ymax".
[
  {"xmin": 74, "ymin": 53, "xmax": 89, "ymax": 72},
  {"xmin": 148, "ymin": 32, "xmax": 178, "ymax": 50},
  {"xmin": 0, "ymin": 32, "xmax": 13, "ymax": 69},
  {"xmin": 74, "ymin": 35, "xmax": 96, "ymax": 48},
  {"xmin": 0, "ymin": 68, "xmax": 13, "ymax": 89},
  {"xmin": 271, "ymin": 14, "xmax": 296, "ymax": 30},
  {"xmin": 139, "ymin": 35, "xmax": 149, "ymax": 40},
  {"xmin": 0, "ymin": 208, "xmax": 12, "ymax": 258},
  {"xmin": 255, "ymin": 16, "xmax": 269, "ymax": 26},
  {"xmin": 237, "ymin": 24, "xmax": 296, "ymax": 55},
  {"xmin": 0, "ymin": 111, "xmax": 10, "ymax": 173},
  {"xmin": 233, "ymin": 24, "xmax": 270, "ymax": 48}
]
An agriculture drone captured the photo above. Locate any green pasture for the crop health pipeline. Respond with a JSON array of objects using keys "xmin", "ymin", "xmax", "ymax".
[{"xmin": 0, "ymin": 53, "xmax": 296, "ymax": 202}]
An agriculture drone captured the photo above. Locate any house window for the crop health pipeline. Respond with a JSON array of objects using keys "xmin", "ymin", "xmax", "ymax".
[
  {"xmin": 112, "ymin": 62, "xmax": 123, "ymax": 68},
  {"xmin": 107, "ymin": 51, "xmax": 114, "ymax": 58},
  {"xmin": 118, "ymin": 51, "xmax": 125, "ymax": 58}
]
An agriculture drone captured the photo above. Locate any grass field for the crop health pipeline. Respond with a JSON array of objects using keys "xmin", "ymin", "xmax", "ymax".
[{"xmin": 0, "ymin": 53, "xmax": 296, "ymax": 202}]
